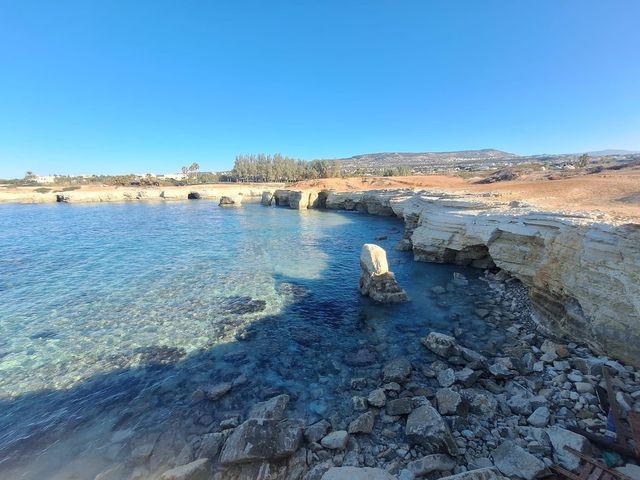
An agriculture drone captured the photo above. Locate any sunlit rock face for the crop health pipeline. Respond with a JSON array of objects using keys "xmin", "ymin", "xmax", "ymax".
[
  {"xmin": 359, "ymin": 243, "xmax": 408, "ymax": 304},
  {"xmin": 316, "ymin": 188, "xmax": 640, "ymax": 367}
]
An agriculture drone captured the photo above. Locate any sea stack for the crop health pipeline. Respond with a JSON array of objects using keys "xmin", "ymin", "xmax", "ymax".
[
  {"xmin": 359, "ymin": 244, "xmax": 408, "ymax": 303},
  {"xmin": 219, "ymin": 195, "xmax": 242, "ymax": 206}
]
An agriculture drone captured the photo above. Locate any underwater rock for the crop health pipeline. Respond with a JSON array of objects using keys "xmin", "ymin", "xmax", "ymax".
[
  {"xmin": 359, "ymin": 244, "xmax": 408, "ymax": 303},
  {"xmin": 216, "ymin": 296, "xmax": 267, "ymax": 315}
]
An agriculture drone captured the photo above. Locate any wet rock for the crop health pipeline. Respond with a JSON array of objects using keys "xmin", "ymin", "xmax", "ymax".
[
  {"xmin": 405, "ymin": 405, "xmax": 458, "ymax": 455},
  {"xmin": 159, "ymin": 458, "xmax": 210, "ymax": 480},
  {"xmin": 261, "ymin": 191, "xmax": 274, "ymax": 206},
  {"xmin": 452, "ymin": 272, "xmax": 469, "ymax": 287},
  {"xmin": 368, "ymin": 388, "xmax": 386, "ymax": 407},
  {"xmin": 492, "ymin": 440, "xmax": 545, "ymax": 480},
  {"xmin": 304, "ymin": 420, "xmax": 331, "ymax": 443},
  {"xmin": 546, "ymin": 426, "xmax": 591, "ymax": 471},
  {"xmin": 219, "ymin": 419, "xmax": 303, "ymax": 465},
  {"xmin": 383, "ymin": 357, "xmax": 412, "ymax": 383},
  {"xmin": 359, "ymin": 244, "xmax": 408, "ymax": 303},
  {"xmin": 436, "ymin": 388, "xmax": 462, "ymax": 415},
  {"xmin": 217, "ymin": 295, "xmax": 267, "ymax": 315},
  {"xmin": 321, "ymin": 466, "xmax": 395, "ymax": 480},
  {"xmin": 507, "ymin": 395, "xmax": 533, "ymax": 416},
  {"xmin": 348, "ymin": 411, "xmax": 375, "ymax": 434},
  {"xmin": 248, "ymin": 394, "xmax": 290, "ymax": 420},
  {"xmin": 456, "ymin": 368, "xmax": 481, "ymax": 387},
  {"xmin": 352, "ymin": 395, "xmax": 368, "ymax": 411},
  {"xmin": 386, "ymin": 398, "xmax": 413, "ymax": 416},
  {"xmin": 422, "ymin": 332, "xmax": 458, "ymax": 358},
  {"xmin": 320, "ymin": 431, "xmax": 349, "ymax": 450},
  {"xmin": 203, "ymin": 382, "xmax": 232, "ymax": 401}
]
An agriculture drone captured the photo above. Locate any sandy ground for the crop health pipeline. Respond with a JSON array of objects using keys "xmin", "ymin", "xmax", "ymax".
[{"xmin": 292, "ymin": 167, "xmax": 640, "ymax": 222}]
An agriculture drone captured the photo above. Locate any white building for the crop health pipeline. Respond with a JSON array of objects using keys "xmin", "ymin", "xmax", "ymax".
[{"xmin": 34, "ymin": 175, "xmax": 56, "ymax": 184}]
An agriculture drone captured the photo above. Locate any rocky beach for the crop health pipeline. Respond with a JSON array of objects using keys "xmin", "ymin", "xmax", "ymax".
[{"xmin": 0, "ymin": 185, "xmax": 638, "ymax": 480}]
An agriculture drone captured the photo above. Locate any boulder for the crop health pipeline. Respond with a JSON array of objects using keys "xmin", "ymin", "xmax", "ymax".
[
  {"xmin": 159, "ymin": 458, "xmax": 210, "ymax": 480},
  {"xmin": 436, "ymin": 388, "xmax": 462, "ymax": 415},
  {"xmin": 546, "ymin": 426, "xmax": 591, "ymax": 471},
  {"xmin": 422, "ymin": 332, "xmax": 458, "ymax": 358},
  {"xmin": 248, "ymin": 394, "xmax": 290, "ymax": 420},
  {"xmin": 320, "ymin": 431, "xmax": 349, "ymax": 450},
  {"xmin": 203, "ymin": 382, "xmax": 232, "ymax": 401},
  {"xmin": 219, "ymin": 419, "xmax": 303, "ymax": 465},
  {"xmin": 405, "ymin": 405, "xmax": 458, "ymax": 455},
  {"xmin": 219, "ymin": 195, "xmax": 241, "ymax": 206},
  {"xmin": 261, "ymin": 191, "xmax": 274, "ymax": 206},
  {"xmin": 386, "ymin": 398, "xmax": 413, "ymax": 416},
  {"xmin": 321, "ymin": 466, "xmax": 396, "ymax": 480},
  {"xmin": 492, "ymin": 440, "xmax": 546, "ymax": 480},
  {"xmin": 383, "ymin": 357, "xmax": 412, "ymax": 383},
  {"xmin": 527, "ymin": 406, "xmax": 550, "ymax": 428},
  {"xmin": 406, "ymin": 453, "xmax": 457, "ymax": 476},
  {"xmin": 368, "ymin": 388, "xmax": 386, "ymax": 407},
  {"xmin": 359, "ymin": 244, "xmax": 408, "ymax": 303},
  {"xmin": 304, "ymin": 420, "xmax": 331, "ymax": 443},
  {"xmin": 348, "ymin": 411, "xmax": 375, "ymax": 434}
]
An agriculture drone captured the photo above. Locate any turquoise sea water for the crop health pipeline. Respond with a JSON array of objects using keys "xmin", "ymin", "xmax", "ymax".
[{"xmin": 0, "ymin": 201, "xmax": 505, "ymax": 478}]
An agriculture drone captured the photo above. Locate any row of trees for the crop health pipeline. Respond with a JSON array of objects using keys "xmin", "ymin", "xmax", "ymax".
[{"xmin": 230, "ymin": 154, "xmax": 342, "ymax": 182}]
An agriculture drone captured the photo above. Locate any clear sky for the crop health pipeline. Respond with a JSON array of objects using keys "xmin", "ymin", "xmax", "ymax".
[{"xmin": 1, "ymin": 1, "xmax": 639, "ymax": 177}]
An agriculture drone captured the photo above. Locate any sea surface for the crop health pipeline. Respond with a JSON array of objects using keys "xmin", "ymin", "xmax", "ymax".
[{"xmin": 0, "ymin": 201, "xmax": 506, "ymax": 479}]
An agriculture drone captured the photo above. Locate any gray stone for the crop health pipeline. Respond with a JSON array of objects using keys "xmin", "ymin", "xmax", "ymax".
[
  {"xmin": 507, "ymin": 395, "xmax": 533, "ymax": 416},
  {"xmin": 527, "ymin": 407, "xmax": 550, "ymax": 428},
  {"xmin": 455, "ymin": 367, "xmax": 481, "ymax": 387},
  {"xmin": 405, "ymin": 405, "xmax": 458, "ymax": 455},
  {"xmin": 321, "ymin": 466, "xmax": 396, "ymax": 480},
  {"xmin": 575, "ymin": 382, "xmax": 594, "ymax": 394},
  {"xmin": 386, "ymin": 397, "xmax": 414, "ymax": 416},
  {"xmin": 197, "ymin": 432, "xmax": 228, "ymax": 459},
  {"xmin": 492, "ymin": 440, "xmax": 546, "ymax": 480},
  {"xmin": 159, "ymin": 458, "xmax": 210, "ymax": 480},
  {"xmin": 407, "ymin": 453, "xmax": 457, "ymax": 476},
  {"xmin": 203, "ymin": 383, "xmax": 232, "ymax": 401},
  {"xmin": 422, "ymin": 332, "xmax": 458, "ymax": 358},
  {"xmin": 304, "ymin": 420, "xmax": 331, "ymax": 443},
  {"xmin": 248, "ymin": 394, "xmax": 290, "ymax": 420},
  {"xmin": 383, "ymin": 357, "xmax": 412, "ymax": 383},
  {"xmin": 461, "ymin": 389, "xmax": 498, "ymax": 418},
  {"xmin": 436, "ymin": 388, "xmax": 462, "ymax": 415},
  {"xmin": 348, "ymin": 411, "xmax": 375, "ymax": 434},
  {"xmin": 320, "ymin": 430, "xmax": 349, "ymax": 450},
  {"xmin": 438, "ymin": 368, "xmax": 456, "ymax": 387},
  {"xmin": 368, "ymin": 388, "xmax": 386, "ymax": 407},
  {"xmin": 546, "ymin": 426, "xmax": 591, "ymax": 471},
  {"xmin": 219, "ymin": 419, "xmax": 303, "ymax": 465}
]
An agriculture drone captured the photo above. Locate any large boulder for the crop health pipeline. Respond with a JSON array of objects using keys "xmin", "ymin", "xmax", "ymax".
[
  {"xmin": 248, "ymin": 394, "xmax": 290, "ymax": 420},
  {"xmin": 219, "ymin": 419, "xmax": 303, "ymax": 465},
  {"xmin": 321, "ymin": 467, "xmax": 396, "ymax": 480},
  {"xmin": 546, "ymin": 426, "xmax": 591, "ymax": 471},
  {"xmin": 421, "ymin": 332, "xmax": 458, "ymax": 358},
  {"xmin": 261, "ymin": 191, "xmax": 274, "ymax": 206},
  {"xmin": 492, "ymin": 440, "xmax": 546, "ymax": 480},
  {"xmin": 219, "ymin": 195, "xmax": 242, "ymax": 206},
  {"xmin": 405, "ymin": 405, "xmax": 458, "ymax": 455},
  {"xmin": 359, "ymin": 244, "xmax": 408, "ymax": 303}
]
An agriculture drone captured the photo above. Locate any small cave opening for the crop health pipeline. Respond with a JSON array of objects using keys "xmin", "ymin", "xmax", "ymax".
[
  {"xmin": 187, "ymin": 192, "xmax": 201, "ymax": 200},
  {"xmin": 445, "ymin": 244, "xmax": 497, "ymax": 270}
]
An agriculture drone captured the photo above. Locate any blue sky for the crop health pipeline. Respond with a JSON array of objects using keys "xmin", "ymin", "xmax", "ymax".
[{"xmin": 1, "ymin": 1, "xmax": 639, "ymax": 177}]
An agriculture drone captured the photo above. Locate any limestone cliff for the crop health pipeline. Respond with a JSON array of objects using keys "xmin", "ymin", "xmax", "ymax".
[{"xmin": 278, "ymin": 188, "xmax": 640, "ymax": 366}]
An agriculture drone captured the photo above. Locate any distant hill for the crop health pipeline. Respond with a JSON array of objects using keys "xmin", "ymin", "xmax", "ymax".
[
  {"xmin": 584, "ymin": 149, "xmax": 640, "ymax": 156},
  {"xmin": 330, "ymin": 149, "xmax": 518, "ymax": 173}
]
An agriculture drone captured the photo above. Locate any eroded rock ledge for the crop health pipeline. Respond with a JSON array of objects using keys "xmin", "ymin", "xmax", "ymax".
[{"xmin": 270, "ymin": 188, "xmax": 640, "ymax": 367}]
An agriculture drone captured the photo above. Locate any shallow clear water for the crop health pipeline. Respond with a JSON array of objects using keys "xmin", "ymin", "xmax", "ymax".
[{"xmin": 0, "ymin": 201, "xmax": 505, "ymax": 478}]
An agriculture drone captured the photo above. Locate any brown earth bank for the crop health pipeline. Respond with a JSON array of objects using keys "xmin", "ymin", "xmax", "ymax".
[{"xmin": 290, "ymin": 166, "xmax": 640, "ymax": 222}]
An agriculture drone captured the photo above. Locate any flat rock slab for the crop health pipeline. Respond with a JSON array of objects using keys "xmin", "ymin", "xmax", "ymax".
[{"xmin": 159, "ymin": 458, "xmax": 210, "ymax": 480}]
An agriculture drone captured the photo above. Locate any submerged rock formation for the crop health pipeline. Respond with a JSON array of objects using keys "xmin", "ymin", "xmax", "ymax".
[{"xmin": 359, "ymin": 244, "xmax": 408, "ymax": 303}]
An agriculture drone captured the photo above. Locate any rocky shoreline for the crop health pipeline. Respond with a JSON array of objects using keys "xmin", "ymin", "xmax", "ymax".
[
  {"xmin": 97, "ymin": 268, "xmax": 640, "ymax": 480},
  {"xmin": 271, "ymin": 187, "xmax": 640, "ymax": 369}
]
